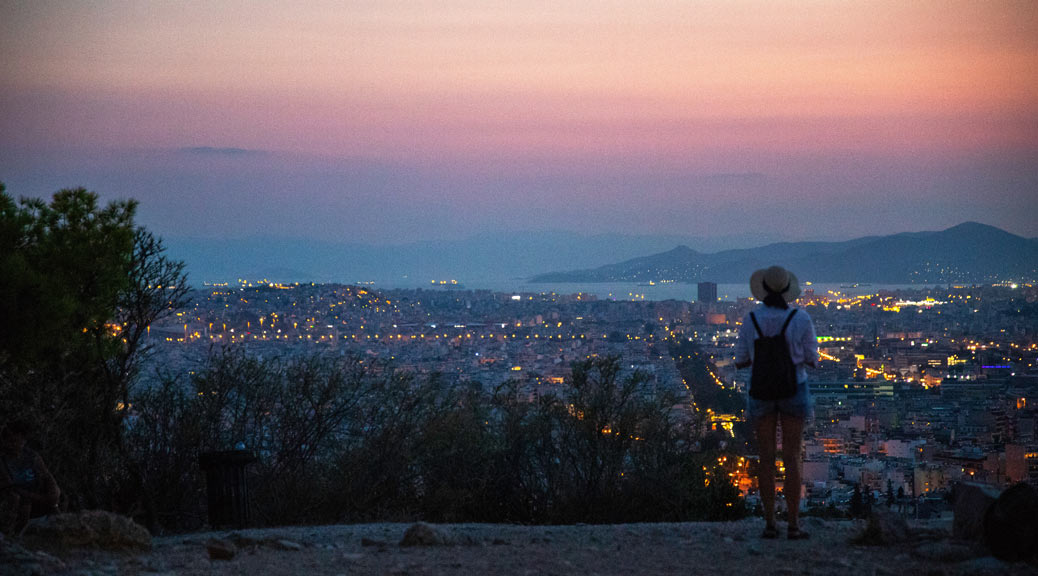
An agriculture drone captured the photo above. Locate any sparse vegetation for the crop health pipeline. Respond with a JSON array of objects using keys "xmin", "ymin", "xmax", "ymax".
[
  {"xmin": 126, "ymin": 352, "xmax": 745, "ymax": 530},
  {"xmin": 1, "ymin": 184, "xmax": 744, "ymax": 533}
]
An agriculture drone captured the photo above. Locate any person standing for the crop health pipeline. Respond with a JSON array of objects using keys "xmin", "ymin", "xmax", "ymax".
[
  {"xmin": 1, "ymin": 419, "xmax": 61, "ymax": 537},
  {"xmin": 734, "ymin": 266, "xmax": 818, "ymax": 540}
]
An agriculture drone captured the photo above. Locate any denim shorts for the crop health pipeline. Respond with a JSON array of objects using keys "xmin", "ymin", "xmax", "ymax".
[{"xmin": 745, "ymin": 379, "xmax": 814, "ymax": 424}]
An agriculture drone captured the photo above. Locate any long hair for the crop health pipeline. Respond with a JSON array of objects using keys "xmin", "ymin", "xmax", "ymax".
[{"xmin": 762, "ymin": 292, "xmax": 789, "ymax": 309}]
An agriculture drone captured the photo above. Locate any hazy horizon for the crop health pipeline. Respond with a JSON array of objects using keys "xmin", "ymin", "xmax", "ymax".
[{"xmin": 155, "ymin": 220, "xmax": 1032, "ymax": 287}]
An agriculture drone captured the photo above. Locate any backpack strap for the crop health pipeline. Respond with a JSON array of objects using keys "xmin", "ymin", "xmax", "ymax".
[
  {"xmin": 779, "ymin": 308, "xmax": 798, "ymax": 336},
  {"xmin": 749, "ymin": 312, "xmax": 764, "ymax": 337}
]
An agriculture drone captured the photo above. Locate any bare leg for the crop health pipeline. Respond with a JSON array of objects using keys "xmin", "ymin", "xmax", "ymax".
[
  {"xmin": 0, "ymin": 491, "xmax": 20, "ymax": 536},
  {"xmin": 780, "ymin": 414, "xmax": 805, "ymax": 532},
  {"xmin": 755, "ymin": 412, "xmax": 778, "ymax": 529},
  {"xmin": 14, "ymin": 500, "xmax": 32, "ymax": 537}
]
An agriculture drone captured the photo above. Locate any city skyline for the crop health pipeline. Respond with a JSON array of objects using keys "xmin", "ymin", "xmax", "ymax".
[{"xmin": 2, "ymin": 1, "xmax": 1036, "ymax": 245}]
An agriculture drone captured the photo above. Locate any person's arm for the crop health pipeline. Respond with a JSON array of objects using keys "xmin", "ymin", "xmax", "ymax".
[
  {"xmin": 734, "ymin": 314, "xmax": 752, "ymax": 369},
  {"xmin": 0, "ymin": 463, "xmax": 14, "ymax": 495},
  {"xmin": 801, "ymin": 312, "xmax": 819, "ymax": 368},
  {"xmin": 28, "ymin": 454, "xmax": 60, "ymax": 506}
]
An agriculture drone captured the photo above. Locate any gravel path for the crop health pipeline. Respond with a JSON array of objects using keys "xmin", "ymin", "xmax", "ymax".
[{"xmin": 5, "ymin": 517, "xmax": 1035, "ymax": 576}]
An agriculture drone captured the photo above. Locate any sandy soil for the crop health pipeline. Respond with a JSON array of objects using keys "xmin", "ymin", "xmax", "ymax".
[{"xmin": 5, "ymin": 517, "xmax": 1035, "ymax": 576}]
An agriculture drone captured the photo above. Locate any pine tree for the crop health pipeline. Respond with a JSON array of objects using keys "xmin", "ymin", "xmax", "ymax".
[{"xmin": 850, "ymin": 484, "xmax": 864, "ymax": 518}]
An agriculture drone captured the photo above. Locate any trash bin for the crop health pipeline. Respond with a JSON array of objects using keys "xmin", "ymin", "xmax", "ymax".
[{"xmin": 199, "ymin": 449, "xmax": 256, "ymax": 529}]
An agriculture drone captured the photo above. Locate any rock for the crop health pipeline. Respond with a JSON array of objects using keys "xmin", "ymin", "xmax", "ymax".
[
  {"xmin": 270, "ymin": 539, "xmax": 302, "ymax": 551},
  {"xmin": 22, "ymin": 510, "xmax": 152, "ymax": 551},
  {"xmin": 29, "ymin": 550, "xmax": 66, "ymax": 571},
  {"xmin": 956, "ymin": 556, "xmax": 1009, "ymax": 576},
  {"xmin": 227, "ymin": 532, "xmax": 265, "ymax": 548},
  {"xmin": 205, "ymin": 538, "xmax": 237, "ymax": 560},
  {"xmin": 1, "ymin": 535, "xmax": 65, "ymax": 576},
  {"xmin": 856, "ymin": 509, "xmax": 910, "ymax": 545},
  {"xmin": 983, "ymin": 481, "xmax": 1038, "ymax": 561},
  {"xmin": 913, "ymin": 541, "xmax": 975, "ymax": 562},
  {"xmin": 399, "ymin": 522, "xmax": 446, "ymax": 547},
  {"xmin": 952, "ymin": 482, "xmax": 1000, "ymax": 541}
]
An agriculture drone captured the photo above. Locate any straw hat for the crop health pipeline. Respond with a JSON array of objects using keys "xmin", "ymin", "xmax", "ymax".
[{"xmin": 750, "ymin": 266, "xmax": 801, "ymax": 302}]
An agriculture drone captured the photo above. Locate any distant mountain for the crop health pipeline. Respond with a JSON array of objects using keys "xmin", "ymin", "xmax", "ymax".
[{"xmin": 529, "ymin": 222, "xmax": 1038, "ymax": 284}]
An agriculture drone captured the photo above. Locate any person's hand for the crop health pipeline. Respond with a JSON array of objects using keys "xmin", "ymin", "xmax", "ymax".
[{"xmin": 15, "ymin": 488, "xmax": 42, "ymax": 502}]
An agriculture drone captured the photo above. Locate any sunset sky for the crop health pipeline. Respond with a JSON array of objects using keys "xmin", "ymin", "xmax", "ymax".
[{"xmin": 2, "ymin": 1, "xmax": 1036, "ymax": 246}]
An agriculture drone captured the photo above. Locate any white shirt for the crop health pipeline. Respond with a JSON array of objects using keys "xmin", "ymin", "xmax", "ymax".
[{"xmin": 734, "ymin": 305, "xmax": 819, "ymax": 384}]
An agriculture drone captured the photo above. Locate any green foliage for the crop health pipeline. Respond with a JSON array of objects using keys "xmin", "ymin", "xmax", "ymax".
[
  {"xmin": 0, "ymin": 185, "xmax": 135, "ymax": 368},
  {"xmin": 0, "ymin": 183, "xmax": 188, "ymax": 512},
  {"xmin": 850, "ymin": 483, "xmax": 865, "ymax": 519}
]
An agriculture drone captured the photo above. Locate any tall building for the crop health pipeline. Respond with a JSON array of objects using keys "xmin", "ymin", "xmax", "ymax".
[{"xmin": 698, "ymin": 281, "xmax": 717, "ymax": 303}]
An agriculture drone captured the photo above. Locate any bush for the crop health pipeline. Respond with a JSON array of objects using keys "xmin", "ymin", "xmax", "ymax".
[{"xmin": 127, "ymin": 351, "xmax": 746, "ymax": 529}]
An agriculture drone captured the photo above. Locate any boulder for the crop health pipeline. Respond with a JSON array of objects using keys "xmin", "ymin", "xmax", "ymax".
[
  {"xmin": 22, "ymin": 510, "xmax": 151, "ymax": 551},
  {"xmin": 205, "ymin": 538, "xmax": 237, "ymax": 560},
  {"xmin": 399, "ymin": 522, "xmax": 446, "ymax": 547},
  {"xmin": 983, "ymin": 482, "xmax": 1038, "ymax": 561},
  {"xmin": 952, "ymin": 482, "xmax": 1000, "ymax": 541},
  {"xmin": 857, "ymin": 509, "xmax": 910, "ymax": 545}
]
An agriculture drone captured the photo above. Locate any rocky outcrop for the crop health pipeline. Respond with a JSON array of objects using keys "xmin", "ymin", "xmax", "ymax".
[
  {"xmin": 857, "ymin": 509, "xmax": 910, "ymax": 545},
  {"xmin": 400, "ymin": 522, "xmax": 447, "ymax": 546},
  {"xmin": 984, "ymin": 482, "xmax": 1038, "ymax": 562},
  {"xmin": 952, "ymin": 482, "xmax": 1000, "ymax": 541},
  {"xmin": 206, "ymin": 537, "xmax": 238, "ymax": 560},
  {"xmin": 21, "ymin": 510, "xmax": 151, "ymax": 551}
]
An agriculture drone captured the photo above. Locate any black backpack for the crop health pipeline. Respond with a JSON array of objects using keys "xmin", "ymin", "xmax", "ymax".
[{"xmin": 748, "ymin": 309, "xmax": 798, "ymax": 400}]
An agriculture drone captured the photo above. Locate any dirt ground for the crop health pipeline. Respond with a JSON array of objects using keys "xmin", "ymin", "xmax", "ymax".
[{"xmin": 4, "ymin": 517, "xmax": 1036, "ymax": 576}]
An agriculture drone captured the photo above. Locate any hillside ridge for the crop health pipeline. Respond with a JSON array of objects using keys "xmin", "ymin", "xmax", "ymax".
[{"xmin": 530, "ymin": 222, "xmax": 1038, "ymax": 284}]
